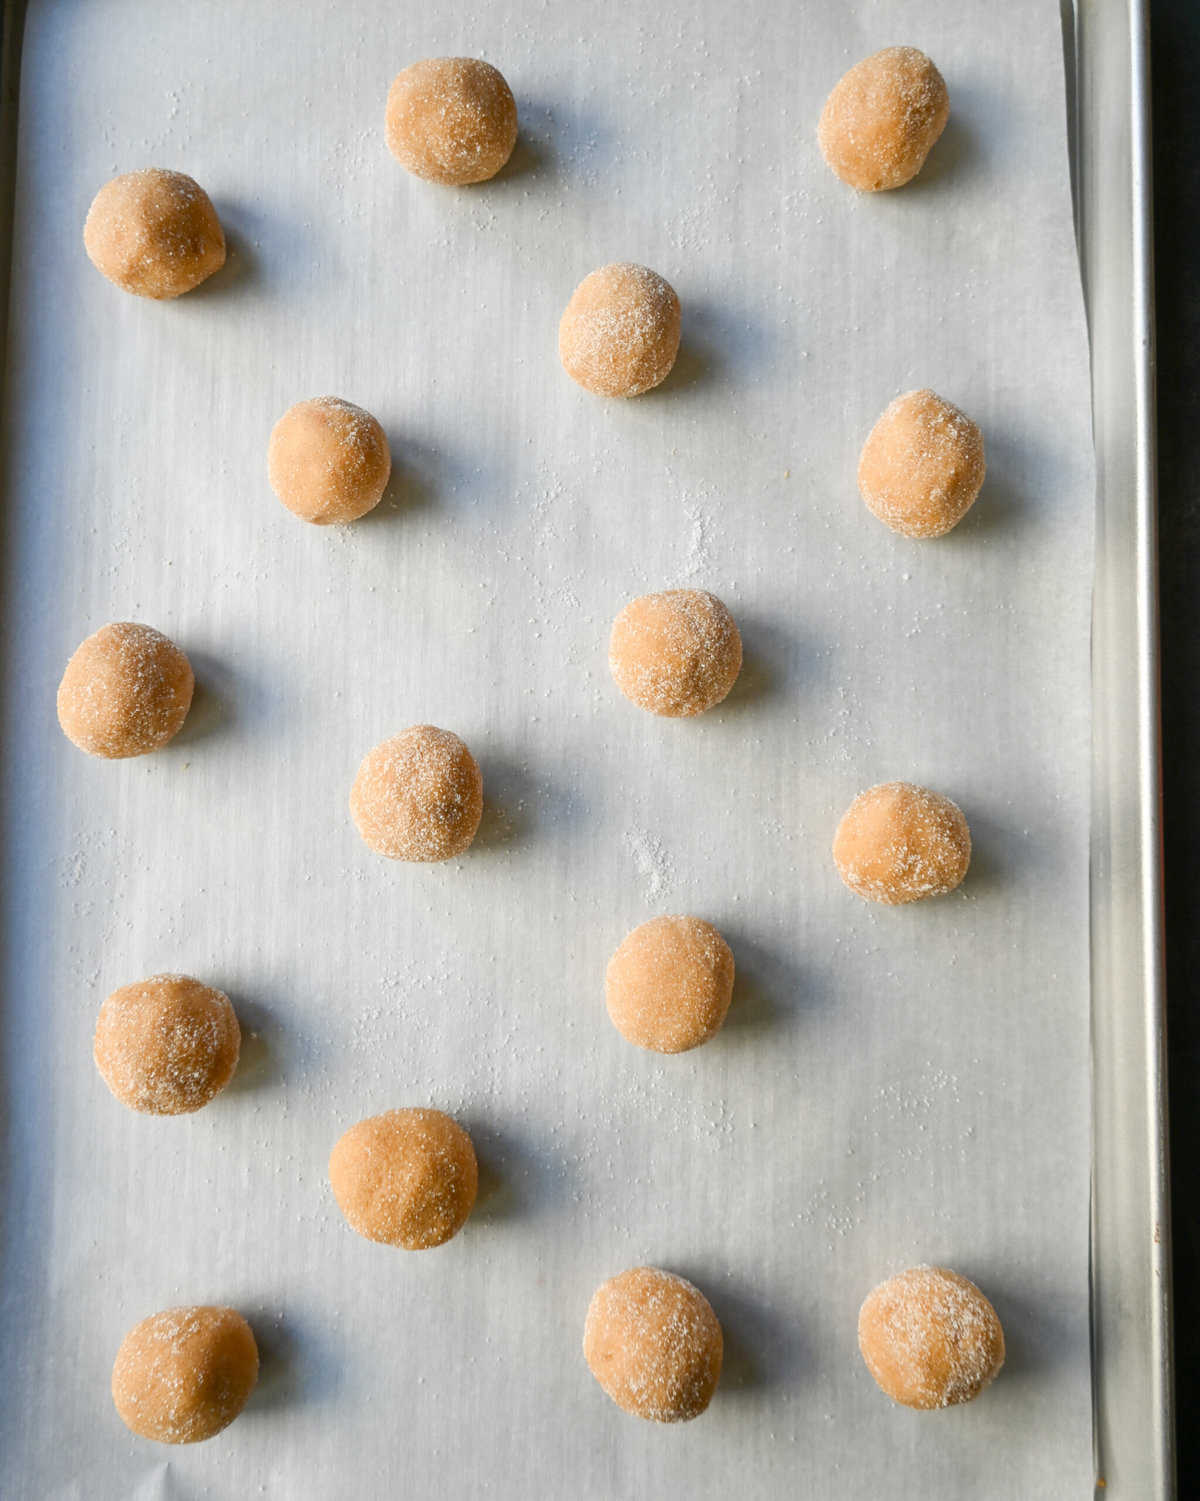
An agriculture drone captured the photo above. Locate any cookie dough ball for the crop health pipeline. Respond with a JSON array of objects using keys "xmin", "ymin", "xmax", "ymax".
[
  {"xmin": 386, "ymin": 58, "xmax": 518, "ymax": 185},
  {"xmin": 94, "ymin": 974, "xmax": 240, "ymax": 1115},
  {"xmin": 584, "ymin": 1267, "xmax": 723, "ymax": 1422},
  {"xmin": 84, "ymin": 169, "xmax": 225, "ymax": 299},
  {"xmin": 818, "ymin": 47, "xmax": 949, "ymax": 191},
  {"xmin": 57, "ymin": 622, "xmax": 194, "ymax": 759},
  {"xmin": 350, "ymin": 725, "xmax": 483, "ymax": 862},
  {"xmin": 112, "ymin": 1305, "xmax": 258, "ymax": 1442},
  {"xmin": 610, "ymin": 589, "xmax": 742, "ymax": 717},
  {"xmin": 559, "ymin": 263, "xmax": 681, "ymax": 398},
  {"xmin": 833, "ymin": 781, "xmax": 970, "ymax": 905},
  {"xmin": 858, "ymin": 389, "xmax": 985, "ymax": 538},
  {"xmin": 268, "ymin": 396, "xmax": 391, "ymax": 525},
  {"xmin": 606, "ymin": 916, "xmax": 735, "ymax": 1053},
  {"xmin": 858, "ymin": 1266, "xmax": 1005, "ymax": 1409},
  {"xmin": 329, "ymin": 1107, "xmax": 478, "ymax": 1249}
]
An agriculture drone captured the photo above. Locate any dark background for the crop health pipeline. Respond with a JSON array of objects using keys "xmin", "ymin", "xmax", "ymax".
[{"xmin": 1152, "ymin": 0, "xmax": 1199, "ymax": 1491}]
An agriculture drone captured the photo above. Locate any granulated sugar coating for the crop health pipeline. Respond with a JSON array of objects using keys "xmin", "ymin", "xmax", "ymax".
[
  {"xmin": 386, "ymin": 58, "xmax": 518, "ymax": 185},
  {"xmin": 609, "ymin": 589, "xmax": 742, "ymax": 717},
  {"xmin": 606, "ymin": 915, "xmax": 735, "ymax": 1053},
  {"xmin": 350, "ymin": 725, "xmax": 483, "ymax": 861},
  {"xmin": 858, "ymin": 389, "xmax": 986, "ymax": 539},
  {"xmin": 111, "ymin": 1305, "xmax": 258, "ymax": 1443},
  {"xmin": 818, "ymin": 47, "xmax": 949, "ymax": 192},
  {"xmin": 268, "ymin": 396, "xmax": 391, "ymax": 525},
  {"xmin": 833, "ymin": 781, "xmax": 971, "ymax": 905},
  {"xmin": 93, "ymin": 974, "xmax": 240, "ymax": 1115},
  {"xmin": 857, "ymin": 1265, "xmax": 1005, "ymax": 1409},
  {"xmin": 83, "ymin": 169, "xmax": 225, "ymax": 298},
  {"xmin": 57, "ymin": 622, "xmax": 194, "ymax": 759},
  {"xmin": 584, "ymin": 1267, "xmax": 723, "ymax": 1422},
  {"xmin": 559, "ymin": 263, "xmax": 681, "ymax": 398},
  {"xmin": 329, "ymin": 1107, "xmax": 478, "ymax": 1249}
]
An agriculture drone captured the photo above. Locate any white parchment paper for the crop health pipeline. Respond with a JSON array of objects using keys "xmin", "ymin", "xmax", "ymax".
[{"xmin": 0, "ymin": 1, "xmax": 1094, "ymax": 1496}]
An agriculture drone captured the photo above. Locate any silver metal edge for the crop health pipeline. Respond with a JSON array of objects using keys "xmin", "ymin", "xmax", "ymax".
[{"xmin": 1080, "ymin": 0, "xmax": 1173, "ymax": 1495}]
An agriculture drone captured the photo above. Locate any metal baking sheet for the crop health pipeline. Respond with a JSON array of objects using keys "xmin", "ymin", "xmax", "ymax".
[{"xmin": 0, "ymin": 0, "xmax": 1158, "ymax": 1496}]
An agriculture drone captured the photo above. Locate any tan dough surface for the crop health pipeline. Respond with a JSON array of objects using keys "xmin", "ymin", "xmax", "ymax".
[
  {"xmin": 559, "ymin": 263, "xmax": 681, "ymax": 398},
  {"xmin": 83, "ymin": 168, "xmax": 225, "ymax": 299},
  {"xmin": 268, "ymin": 396, "xmax": 392, "ymax": 525},
  {"xmin": 111, "ymin": 1305, "xmax": 259, "ymax": 1443},
  {"xmin": 605, "ymin": 915, "xmax": 735, "ymax": 1053},
  {"xmin": 609, "ymin": 588, "xmax": 742, "ymax": 717},
  {"xmin": 858, "ymin": 388, "xmax": 986, "ymax": 539},
  {"xmin": 350, "ymin": 724, "xmax": 483, "ymax": 861},
  {"xmin": 57, "ymin": 622, "xmax": 194, "ymax": 759},
  {"xmin": 858, "ymin": 1265, "xmax": 1005, "ymax": 1409},
  {"xmin": 329, "ymin": 1107, "xmax": 478, "ymax": 1249},
  {"xmin": 386, "ymin": 57, "xmax": 518, "ymax": 185},
  {"xmin": 833, "ymin": 781, "xmax": 971, "ymax": 905},
  {"xmin": 94, "ymin": 974, "xmax": 240, "ymax": 1115},
  {"xmin": 583, "ymin": 1266, "xmax": 723, "ymax": 1422},
  {"xmin": 818, "ymin": 46, "xmax": 949, "ymax": 192}
]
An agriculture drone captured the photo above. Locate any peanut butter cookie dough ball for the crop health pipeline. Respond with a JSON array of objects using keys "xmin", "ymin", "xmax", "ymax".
[
  {"xmin": 350, "ymin": 725, "xmax": 483, "ymax": 862},
  {"xmin": 818, "ymin": 47, "xmax": 949, "ymax": 191},
  {"xmin": 858, "ymin": 1266, "xmax": 1005, "ymax": 1409},
  {"xmin": 606, "ymin": 916, "xmax": 735, "ymax": 1053},
  {"xmin": 94, "ymin": 974, "xmax": 240, "ymax": 1115},
  {"xmin": 610, "ymin": 589, "xmax": 742, "ymax": 717},
  {"xmin": 268, "ymin": 396, "xmax": 391, "ymax": 525},
  {"xmin": 386, "ymin": 58, "xmax": 518, "ymax": 185},
  {"xmin": 858, "ymin": 389, "xmax": 985, "ymax": 539},
  {"xmin": 329, "ymin": 1107, "xmax": 478, "ymax": 1249},
  {"xmin": 57, "ymin": 622, "xmax": 193, "ymax": 759},
  {"xmin": 112, "ymin": 1305, "xmax": 258, "ymax": 1443},
  {"xmin": 559, "ymin": 263, "xmax": 681, "ymax": 397},
  {"xmin": 84, "ymin": 169, "xmax": 225, "ymax": 299},
  {"xmin": 584, "ymin": 1267, "xmax": 723, "ymax": 1422},
  {"xmin": 834, "ymin": 781, "xmax": 971, "ymax": 905}
]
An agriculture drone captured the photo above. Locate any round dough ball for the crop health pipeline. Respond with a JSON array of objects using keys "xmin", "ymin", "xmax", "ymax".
[
  {"xmin": 83, "ymin": 169, "xmax": 225, "ymax": 299},
  {"xmin": 609, "ymin": 589, "xmax": 742, "ymax": 717},
  {"xmin": 386, "ymin": 57, "xmax": 518, "ymax": 185},
  {"xmin": 606, "ymin": 916, "xmax": 735, "ymax": 1053},
  {"xmin": 559, "ymin": 263, "xmax": 681, "ymax": 398},
  {"xmin": 94, "ymin": 974, "xmax": 240, "ymax": 1115},
  {"xmin": 350, "ymin": 725, "xmax": 483, "ymax": 862},
  {"xmin": 584, "ymin": 1266, "xmax": 723, "ymax": 1422},
  {"xmin": 112, "ymin": 1305, "xmax": 258, "ymax": 1442},
  {"xmin": 329, "ymin": 1107, "xmax": 478, "ymax": 1249},
  {"xmin": 57, "ymin": 622, "xmax": 194, "ymax": 759},
  {"xmin": 858, "ymin": 389, "xmax": 985, "ymax": 539},
  {"xmin": 268, "ymin": 396, "xmax": 391, "ymax": 525},
  {"xmin": 818, "ymin": 47, "xmax": 949, "ymax": 191},
  {"xmin": 858, "ymin": 1265, "xmax": 1005, "ymax": 1409},
  {"xmin": 833, "ymin": 781, "xmax": 971, "ymax": 905}
]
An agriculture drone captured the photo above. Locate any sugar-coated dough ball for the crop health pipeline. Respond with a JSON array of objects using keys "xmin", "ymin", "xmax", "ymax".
[
  {"xmin": 94, "ymin": 974, "xmax": 240, "ymax": 1115},
  {"xmin": 818, "ymin": 47, "xmax": 949, "ymax": 192},
  {"xmin": 83, "ymin": 169, "xmax": 225, "ymax": 299},
  {"xmin": 610, "ymin": 589, "xmax": 742, "ymax": 717},
  {"xmin": 834, "ymin": 782, "xmax": 970, "ymax": 905},
  {"xmin": 858, "ymin": 1266, "xmax": 1005, "ymax": 1409},
  {"xmin": 386, "ymin": 58, "xmax": 518, "ymax": 185},
  {"xmin": 112, "ymin": 1305, "xmax": 258, "ymax": 1443},
  {"xmin": 268, "ymin": 396, "xmax": 391, "ymax": 525},
  {"xmin": 584, "ymin": 1267, "xmax": 723, "ymax": 1422},
  {"xmin": 606, "ymin": 916, "xmax": 735, "ymax": 1053},
  {"xmin": 57, "ymin": 622, "xmax": 194, "ymax": 759},
  {"xmin": 559, "ymin": 263, "xmax": 681, "ymax": 398},
  {"xmin": 329, "ymin": 1107, "xmax": 478, "ymax": 1249},
  {"xmin": 858, "ymin": 389, "xmax": 985, "ymax": 539},
  {"xmin": 350, "ymin": 725, "xmax": 483, "ymax": 862}
]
